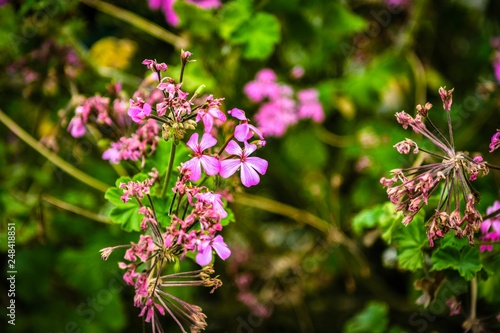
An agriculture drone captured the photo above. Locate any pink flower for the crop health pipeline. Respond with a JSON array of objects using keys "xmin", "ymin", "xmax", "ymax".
[
  {"xmin": 147, "ymin": 0, "xmax": 221, "ymax": 26},
  {"xmin": 183, "ymin": 133, "xmax": 220, "ymax": 181},
  {"xmin": 67, "ymin": 114, "xmax": 86, "ymax": 138},
  {"xmin": 139, "ymin": 298, "xmax": 165, "ymax": 323},
  {"xmin": 196, "ymin": 95, "xmax": 226, "ymax": 132},
  {"xmin": 196, "ymin": 235, "xmax": 231, "ymax": 266},
  {"xmin": 297, "ymin": 88, "xmax": 324, "ymax": 123},
  {"xmin": 228, "ymin": 108, "xmax": 264, "ymax": 142},
  {"xmin": 128, "ymin": 100, "xmax": 152, "ymax": 123},
  {"xmin": 489, "ymin": 131, "xmax": 500, "ymax": 152},
  {"xmin": 220, "ymin": 140, "xmax": 268, "ymax": 187},
  {"xmin": 196, "ymin": 192, "xmax": 227, "ymax": 219},
  {"xmin": 186, "ymin": 0, "xmax": 221, "ymax": 8}
]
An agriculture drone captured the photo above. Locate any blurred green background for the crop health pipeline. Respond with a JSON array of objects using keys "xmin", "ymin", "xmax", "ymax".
[{"xmin": 1, "ymin": 0, "xmax": 500, "ymax": 332}]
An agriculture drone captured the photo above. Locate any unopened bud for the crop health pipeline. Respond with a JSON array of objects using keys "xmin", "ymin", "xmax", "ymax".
[{"xmin": 438, "ymin": 86, "xmax": 454, "ymax": 111}]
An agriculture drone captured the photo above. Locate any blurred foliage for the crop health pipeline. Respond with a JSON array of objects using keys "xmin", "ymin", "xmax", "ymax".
[{"xmin": 1, "ymin": 0, "xmax": 500, "ymax": 332}]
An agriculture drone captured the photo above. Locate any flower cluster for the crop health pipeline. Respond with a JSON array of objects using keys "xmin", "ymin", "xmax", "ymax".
[
  {"xmin": 244, "ymin": 68, "xmax": 324, "ymax": 137},
  {"xmin": 380, "ymin": 88, "xmax": 489, "ymax": 246},
  {"xmin": 101, "ymin": 53, "xmax": 267, "ymax": 333}
]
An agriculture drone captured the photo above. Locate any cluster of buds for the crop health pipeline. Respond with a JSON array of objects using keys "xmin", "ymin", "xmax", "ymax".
[{"xmin": 381, "ymin": 88, "xmax": 489, "ymax": 246}]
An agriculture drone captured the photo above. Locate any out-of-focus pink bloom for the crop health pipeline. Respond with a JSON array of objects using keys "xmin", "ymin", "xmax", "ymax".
[
  {"xmin": 147, "ymin": 0, "xmax": 221, "ymax": 26},
  {"xmin": 297, "ymin": 88, "xmax": 324, "ymax": 122},
  {"xmin": 67, "ymin": 112, "xmax": 86, "ymax": 138},
  {"xmin": 220, "ymin": 140, "xmax": 268, "ymax": 187}
]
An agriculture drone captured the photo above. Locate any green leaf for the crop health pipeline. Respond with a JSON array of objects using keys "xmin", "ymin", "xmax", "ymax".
[
  {"xmin": 392, "ymin": 212, "xmax": 427, "ymax": 271},
  {"xmin": 343, "ymin": 301, "xmax": 389, "ymax": 333},
  {"xmin": 431, "ymin": 235, "xmax": 482, "ymax": 280},
  {"xmin": 108, "ymin": 204, "xmax": 141, "ymax": 232},
  {"xmin": 104, "ymin": 176, "xmax": 141, "ymax": 232},
  {"xmin": 231, "ymin": 12, "xmax": 281, "ymax": 60},
  {"xmin": 221, "ymin": 206, "xmax": 235, "ymax": 226},
  {"xmin": 218, "ymin": 1, "xmax": 252, "ymax": 40}
]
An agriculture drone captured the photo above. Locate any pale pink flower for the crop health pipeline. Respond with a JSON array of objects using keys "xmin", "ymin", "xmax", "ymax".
[
  {"xmin": 220, "ymin": 140, "xmax": 268, "ymax": 187},
  {"xmin": 183, "ymin": 133, "xmax": 220, "ymax": 181}
]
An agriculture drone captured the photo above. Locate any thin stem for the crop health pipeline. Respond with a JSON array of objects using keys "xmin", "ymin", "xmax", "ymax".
[
  {"xmin": 0, "ymin": 109, "xmax": 110, "ymax": 193},
  {"xmin": 485, "ymin": 162, "xmax": 500, "ymax": 171},
  {"xmin": 419, "ymin": 147, "xmax": 448, "ymax": 160},
  {"xmin": 161, "ymin": 140, "xmax": 178, "ymax": 198},
  {"xmin": 470, "ymin": 277, "xmax": 477, "ymax": 320},
  {"xmin": 446, "ymin": 111, "xmax": 455, "ymax": 150},
  {"xmin": 42, "ymin": 194, "xmax": 113, "ymax": 224},
  {"xmin": 79, "ymin": 0, "xmax": 188, "ymax": 49}
]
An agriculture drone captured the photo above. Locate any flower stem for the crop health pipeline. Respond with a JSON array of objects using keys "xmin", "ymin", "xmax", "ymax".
[
  {"xmin": 161, "ymin": 140, "xmax": 177, "ymax": 198},
  {"xmin": 0, "ymin": 109, "xmax": 110, "ymax": 193},
  {"xmin": 470, "ymin": 276, "xmax": 477, "ymax": 320},
  {"xmin": 79, "ymin": 0, "xmax": 188, "ymax": 49},
  {"xmin": 42, "ymin": 194, "xmax": 112, "ymax": 224}
]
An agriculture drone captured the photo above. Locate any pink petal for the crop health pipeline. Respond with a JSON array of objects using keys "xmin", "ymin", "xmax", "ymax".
[
  {"xmin": 196, "ymin": 246, "xmax": 213, "ymax": 266},
  {"xmin": 240, "ymin": 163, "xmax": 261, "ymax": 187},
  {"xmin": 224, "ymin": 140, "xmax": 242, "ymax": 156},
  {"xmin": 199, "ymin": 133, "xmax": 217, "ymax": 151},
  {"xmin": 228, "ymin": 108, "xmax": 246, "ymax": 120},
  {"xmin": 187, "ymin": 133, "xmax": 200, "ymax": 152},
  {"xmin": 212, "ymin": 235, "xmax": 231, "ymax": 260},
  {"xmin": 234, "ymin": 124, "xmax": 251, "ymax": 142},
  {"xmin": 246, "ymin": 156, "xmax": 268, "ymax": 175},
  {"xmin": 184, "ymin": 158, "xmax": 202, "ymax": 181},
  {"xmin": 200, "ymin": 155, "xmax": 220, "ymax": 176},
  {"xmin": 220, "ymin": 159, "xmax": 241, "ymax": 178},
  {"xmin": 243, "ymin": 141, "xmax": 257, "ymax": 155}
]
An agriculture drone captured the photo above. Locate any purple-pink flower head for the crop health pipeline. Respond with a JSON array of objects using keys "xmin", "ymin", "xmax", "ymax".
[
  {"xmin": 67, "ymin": 106, "xmax": 86, "ymax": 138},
  {"xmin": 489, "ymin": 131, "xmax": 500, "ymax": 153},
  {"xmin": 381, "ymin": 88, "xmax": 489, "ymax": 246},
  {"xmin": 196, "ymin": 235, "xmax": 231, "ymax": 266},
  {"xmin": 183, "ymin": 132, "xmax": 220, "ymax": 182},
  {"xmin": 142, "ymin": 59, "xmax": 167, "ymax": 72},
  {"xmin": 438, "ymin": 86, "xmax": 454, "ymax": 112},
  {"xmin": 480, "ymin": 201, "xmax": 500, "ymax": 252},
  {"xmin": 128, "ymin": 99, "xmax": 152, "ymax": 123},
  {"xmin": 297, "ymin": 88, "xmax": 324, "ymax": 123},
  {"xmin": 196, "ymin": 95, "xmax": 226, "ymax": 132},
  {"xmin": 220, "ymin": 140, "xmax": 268, "ymax": 187}
]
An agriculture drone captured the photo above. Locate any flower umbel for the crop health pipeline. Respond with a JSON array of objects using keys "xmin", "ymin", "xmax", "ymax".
[{"xmin": 381, "ymin": 88, "xmax": 489, "ymax": 246}]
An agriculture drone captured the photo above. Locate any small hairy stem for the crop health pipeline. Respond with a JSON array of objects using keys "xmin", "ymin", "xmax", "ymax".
[
  {"xmin": 161, "ymin": 140, "xmax": 177, "ymax": 198},
  {"xmin": 42, "ymin": 194, "xmax": 112, "ymax": 224},
  {"xmin": 0, "ymin": 109, "xmax": 110, "ymax": 193},
  {"xmin": 79, "ymin": 0, "xmax": 188, "ymax": 49},
  {"xmin": 485, "ymin": 162, "xmax": 500, "ymax": 171},
  {"xmin": 483, "ymin": 207, "xmax": 500, "ymax": 221}
]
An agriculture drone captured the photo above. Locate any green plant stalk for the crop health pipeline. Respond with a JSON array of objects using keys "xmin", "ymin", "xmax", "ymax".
[
  {"xmin": 79, "ymin": 0, "xmax": 188, "ymax": 49},
  {"xmin": 42, "ymin": 194, "xmax": 112, "ymax": 224},
  {"xmin": 233, "ymin": 192, "xmax": 369, "ymax": 276},
  {"xmin": 161, "ymin": 140, "xmax": 177, "ymax": 198},
  {"xmin": 0, "ymin": 109, "xmax": 110, "ymax": 193}
]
